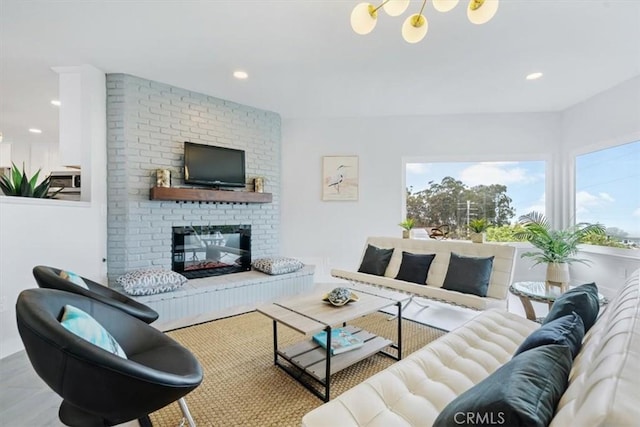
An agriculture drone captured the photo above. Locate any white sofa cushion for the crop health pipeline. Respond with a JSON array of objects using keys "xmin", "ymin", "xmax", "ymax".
[
  {"xmin": 301, "ymin": 309, "xmax": 538, "ymax": 427},
  {"xmin": 331, "ymin": 268, "xmax": 506, "ymax": 310}
]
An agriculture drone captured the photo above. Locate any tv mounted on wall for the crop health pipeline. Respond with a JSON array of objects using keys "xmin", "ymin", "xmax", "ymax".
[{"xmin": 184, "ymin": 142, "xmax": 246, "ymax": 188}]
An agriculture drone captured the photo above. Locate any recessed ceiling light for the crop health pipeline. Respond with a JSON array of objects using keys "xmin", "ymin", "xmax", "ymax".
[
  {"xmin": 29, "ymin": 128, "xmax": 42, "ymax": 134},
  {"xmin": 526, "ymin": 72, "xmax": 543, "ymax": 80},
  {"xmin": 233, "ymin": 70, "xmax": 248, "ymax": 80},
  {"xmin": 51, "ymin": 100, "xmax": 61, "ymax": 106}
]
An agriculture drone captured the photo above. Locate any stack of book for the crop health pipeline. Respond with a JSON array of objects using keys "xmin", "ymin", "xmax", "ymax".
[{"xmin": 312, "ymin": 328, "xmax": 364, "ymax": 355}]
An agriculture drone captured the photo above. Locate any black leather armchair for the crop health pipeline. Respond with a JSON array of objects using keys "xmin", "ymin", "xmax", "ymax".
[
  {"xmin": 16, "ymin": 288, "xmax": 203, "ymax": 426},
  {"xmin": 32, "ymin": 265, "xmax": 159, "ymax": 324}
]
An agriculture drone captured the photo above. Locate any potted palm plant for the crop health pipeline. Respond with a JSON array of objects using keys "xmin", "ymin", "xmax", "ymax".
[
  {"xmin": 399, "ymin": 218, "xmax": 416, "ymax": 239},
  {"xmin": 468, "ymin": 218, "xmax": 490, "ymax": 243},
  {"xmin": 514, "ymin": 211, "xmax": 606, "ymax": 292}
]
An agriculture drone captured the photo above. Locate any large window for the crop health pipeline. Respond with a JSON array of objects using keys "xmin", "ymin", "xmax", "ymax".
[
  {"xmin": 575, "ymin": 140, "xmax": 640, "ymax": 248},
  {"xmin": 406, "ymin": 161, "xmax": 546, "ymax": 240}
]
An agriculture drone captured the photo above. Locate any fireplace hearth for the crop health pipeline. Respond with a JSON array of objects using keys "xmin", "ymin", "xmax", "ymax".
[{"xmin": 172, "ymin": 224, "xmax": 251, "ymax": 279}]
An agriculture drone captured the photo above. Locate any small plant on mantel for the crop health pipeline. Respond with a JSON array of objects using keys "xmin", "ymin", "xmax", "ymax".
[
  {"xmin": 0, "ymin": 162, "xmax": 63, "ymax": 198},
  {"xmin": 399, "ymin": 218, "xmax": 416, "ymax": 239}
]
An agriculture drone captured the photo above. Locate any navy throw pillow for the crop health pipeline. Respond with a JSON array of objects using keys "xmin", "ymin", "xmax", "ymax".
[
  {"xmin": 357, "ymin": 244, "xmax": 394, "ymax": 276},
  {"xmin": 394, "ymin": 252, "xmax": 436, "ymax": 285},
  {"xmin": 434, "ymin": 344, "xmax": 573, "ymax": 427},
  {"xmin": 442, "ymin": 253, "xmax": 494, "ymax": 297},
  {"xmin": 514, "ymin": 312, "xmax": 585, "ymax": 358},
  {"xmin": 544, "ymin": 282, "xmax": 600, "ymax": 332}
]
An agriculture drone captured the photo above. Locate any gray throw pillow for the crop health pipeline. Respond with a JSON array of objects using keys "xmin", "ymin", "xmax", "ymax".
[
  {"xmin": 395, "ymin": 252, "xmax": 436, "ymax": 285},
  {"xmin": 252, "ymin": 257, "xmax": 304, "ymax": 275},
  {"xmin": 544, "ymin": 282, "xmax": 600, "ymax": 332},
  {"xmin": 514, "ymin": 311, "xmax": 585, "ymax": 358},
  {"xmin": 442, "ymin": 253, "xmax": 494, "ymax": 297},
  {"xmin": 434, "ymin": 344, "xmax": 573, "ymax": 427},
  {"xmin": 358, "ymin": 244, "xmax": 394, "ymax": 276},
  {"xmin": 117, "ymin": 268, "xmax": 187, "ymax": 296}
]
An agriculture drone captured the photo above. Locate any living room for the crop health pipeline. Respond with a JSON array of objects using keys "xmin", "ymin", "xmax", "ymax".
[{"xmin": 1, "ymin": 1, "xmax": 639, "ymax": 426}]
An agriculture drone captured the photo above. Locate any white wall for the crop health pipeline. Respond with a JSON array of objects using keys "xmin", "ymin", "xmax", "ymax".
[
  {"xmin": 562, "ymin": 75, "xmax": 640, "ymax": 154},
  {"xmin": 0, "ymin": 65, "xmax": 106, "ymax": 359},
  {"xmin": 281, "ymin": 113, "xmax": 561, "ymax": 282},
  {"xmin": 6, "ymin": 141, "xmax": 62, "ymax": 177},
  {"xmin": 0, "ymin": 199, "xmax": 107, "ymax": 358},
  {"xmin": 281, "ymin": 76, "xmax": 640, "ymax": 289}
]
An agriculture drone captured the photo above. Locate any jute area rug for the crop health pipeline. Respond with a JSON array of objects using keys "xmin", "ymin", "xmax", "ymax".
[{"xmin": 150, "ymin": 310, "xmax": 446, "ymax": 427}]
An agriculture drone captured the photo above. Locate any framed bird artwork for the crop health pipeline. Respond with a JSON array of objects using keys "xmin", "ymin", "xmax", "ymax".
[{"xmin": 322, "ymin": 155, "xmax": 359, "ymax": 201}]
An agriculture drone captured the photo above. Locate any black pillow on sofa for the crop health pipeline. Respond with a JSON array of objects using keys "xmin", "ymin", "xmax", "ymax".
[
  {"xmin": 434, "ymin": 344, "xmax": 573, "ymax": 427},
  {"xmin": 544, "ymin": 282, "xmax": 600, "ymax": 332},
  {"xmin": 441, "ymin": 253, "xmax": 494, "ymax": 297},
  {"xmin": 357, "ymin": 244, "xmax": 394, "ymax": 276},
  {"xmin": 514, "ymin": 311, "xmax": 585, "ymax": 358},
  {"xmin": 394, "ymin": 252, "xmax": 436, "ymax": 285}
]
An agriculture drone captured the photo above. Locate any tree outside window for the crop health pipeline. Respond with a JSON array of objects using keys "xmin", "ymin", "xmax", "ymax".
[{"xmin": 405, "ymin": 161, "xmax": 545, "ymax": 241}]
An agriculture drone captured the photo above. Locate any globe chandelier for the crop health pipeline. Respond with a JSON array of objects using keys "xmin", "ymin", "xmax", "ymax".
[{"xmin": 350, "ymin": 0, "xmax": 500, "ymax": 44}]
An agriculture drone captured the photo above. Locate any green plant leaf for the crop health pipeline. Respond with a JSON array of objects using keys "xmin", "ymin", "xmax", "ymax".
[
  {"xmin": 399, "ymin": 218, "xmax": 416, "ymax": 230},
  {"xmin": 28, "ymin": 168, "xmax": 41, "ymax": 190},
  {"xmin": 517, "ymin": 211, "xmax": 604, "ymax": 265},
  {"xmin": 11, "ymin": 163, "xmax": 22, "ymax": 188},
  {"xmin": 0, "ymin": 174, "xmax": 15, "ymax": 195},
  {"xmin": 20, "ymin": 169, "xmax": 33, "ymax": 197},
  {"xmin": 34, "ymin": 175, "xmax": 52, "ymax": 198}
]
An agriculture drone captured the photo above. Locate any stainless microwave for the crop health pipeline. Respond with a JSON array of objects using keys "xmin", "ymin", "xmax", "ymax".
[{"xmin": 50, "ymin": 171, "xmax": 81, "ymax": 190}]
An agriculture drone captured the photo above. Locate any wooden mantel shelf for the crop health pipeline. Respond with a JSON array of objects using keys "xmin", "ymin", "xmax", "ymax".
[{"xmin": 149, "ymin": 187, "xmax": 272, "ymax": 203}]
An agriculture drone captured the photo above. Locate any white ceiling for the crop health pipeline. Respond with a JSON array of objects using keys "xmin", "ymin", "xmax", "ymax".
[{"xmin": 1, "ymin": 0, "xmax": 639, "ymax": 146}]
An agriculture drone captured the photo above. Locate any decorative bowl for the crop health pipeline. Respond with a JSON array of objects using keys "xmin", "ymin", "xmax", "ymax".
[{"xmin": 322, "ymin": 287, "xmax": 359, "ymax": 306}]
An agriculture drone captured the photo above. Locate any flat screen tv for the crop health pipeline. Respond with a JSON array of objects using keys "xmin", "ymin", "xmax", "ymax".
[{"xmin": 184, "ymin": 142, "xmax": 246, "ymax": 188}]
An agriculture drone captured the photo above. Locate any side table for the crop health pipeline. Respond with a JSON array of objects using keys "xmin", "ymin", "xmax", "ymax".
[{"xmin": 509, "ymin": 281, "xmax": 608, "ymax": 322}]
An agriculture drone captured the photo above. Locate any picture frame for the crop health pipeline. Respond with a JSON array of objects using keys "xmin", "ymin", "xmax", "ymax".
[{"xmin": 322, "ymin": 155, "xmax": 359, "ymax": 201}]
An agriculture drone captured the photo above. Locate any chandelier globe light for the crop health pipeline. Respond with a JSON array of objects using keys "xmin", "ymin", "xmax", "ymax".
[
  {"xmin": 401, "ymin": 0, "xmax": 429, "ymax": 44},
  {"xmin": 402, "ymin": 13, "xmax": 429, "ymax": 43},
  {"xmin": 383, "ymin": 0, "xmax": 410, "ymax": 17},
  {"xmin": 350, "ymin": 0, "xmax": 499, "ymax": 43},
  {"xmin": 432, "ymin": 0, "xmax": 459, "ymax": 13},
  {"xmin": 467, "ymin": 0, "xmax": 499, "ymax": 25},
  {"xmin": 350, "ymin": 2, "xmax": 378, "ymax": 35}
]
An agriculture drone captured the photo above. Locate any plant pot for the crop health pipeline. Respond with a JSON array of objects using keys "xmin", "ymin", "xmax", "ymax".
[
  {"xmin": 470, "ymin": 232, "xmax": 485, "ymax": 243},
  {"xmin": 402, "ymin": 230, "xmax": 410, "ymax": 239},
  {"xmin": 546, "ymin": 262, "xmax": 570, "ymax": 293}
]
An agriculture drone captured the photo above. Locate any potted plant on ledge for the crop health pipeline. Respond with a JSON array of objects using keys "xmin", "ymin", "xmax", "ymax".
[
  {"xmin": 0, "ymin": 162, "xmax": 62, "ymax": 198},
  {"xmin": 468, "ymin": 218, "xmax": 490, "ymax": 243},
  {"xmin": 514, "ymin": 211, "xmax": 606, "ymax": 293},
  {"xmin": 399, "ymin": 218, "xmax": 416, "ymax": 239}
]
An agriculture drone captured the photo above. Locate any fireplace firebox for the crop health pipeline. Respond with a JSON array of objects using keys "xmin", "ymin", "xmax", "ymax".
[{"xmin": 172, "ymin": 224, "xmax": 251, "ymax": 279}]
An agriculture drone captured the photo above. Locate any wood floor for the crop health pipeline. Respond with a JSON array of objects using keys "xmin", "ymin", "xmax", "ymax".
[{"xmin": 0, "ymin": 294, "xmax": 542, "ymax": 426}]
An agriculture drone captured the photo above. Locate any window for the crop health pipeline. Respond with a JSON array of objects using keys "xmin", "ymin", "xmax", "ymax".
[
  {"xmin": 575, "ymin": 140, "xmax": 640, "ymax": 249},
  {"xmin": 405, "ymin": 161, "xmax": 546, "ymax": 241}
]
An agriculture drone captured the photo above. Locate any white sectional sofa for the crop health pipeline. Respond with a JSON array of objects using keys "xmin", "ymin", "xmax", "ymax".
[
  {"xmin": 302, "ymin": 269, "xmax": 640, "ymax": 426},
  {"xmin": 332, "ymin": 237, "xmax": 516, "ymax": 310}
]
